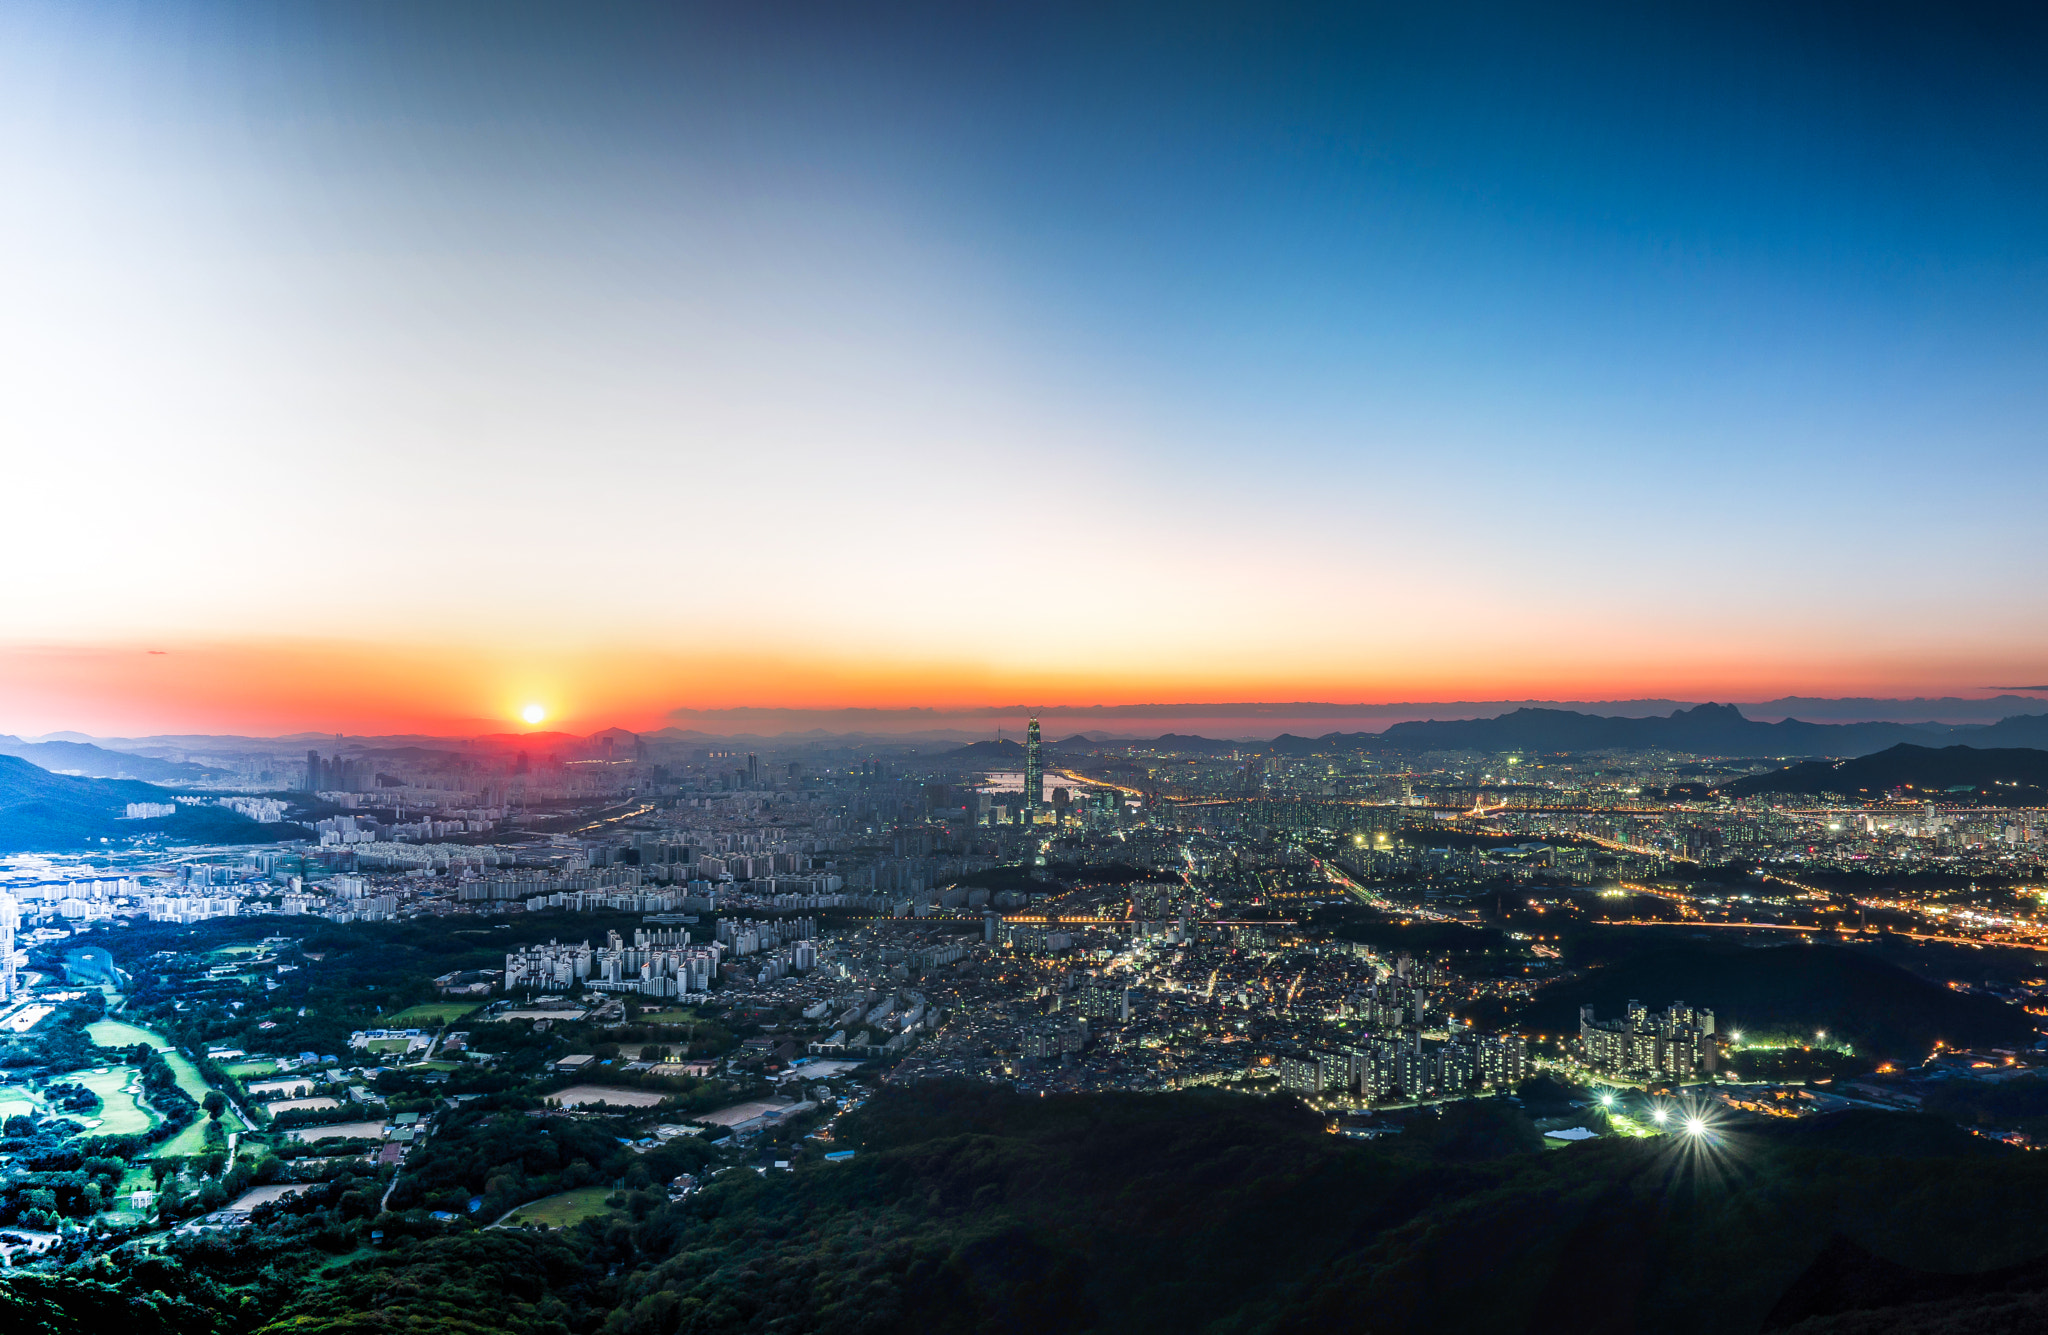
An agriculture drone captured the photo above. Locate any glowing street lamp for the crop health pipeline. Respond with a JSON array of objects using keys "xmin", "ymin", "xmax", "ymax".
[
  {"xmin": 1684, "ymin": 1117, "xmax": 1707, "ymax": 1136},
  {"xmin": 1652, "ymin": 1108, "xmax": 1668, "ymax": 1125}
]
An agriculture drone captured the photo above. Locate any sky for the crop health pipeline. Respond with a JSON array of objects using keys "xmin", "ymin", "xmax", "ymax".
[{"xmin": 5, "ymin": 1, "xmax": 2048, "ymax": 737}]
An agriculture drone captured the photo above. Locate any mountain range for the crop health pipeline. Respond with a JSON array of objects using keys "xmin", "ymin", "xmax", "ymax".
[
  {"xmin": 0, "ymin": 756, "xmax": 300, "ymax": 853},
  {"xmin": 0, "ymin": 736, "xmax": 226, "ymax": 783},
  {"xmin": 1355, "ymin": 703, "xmax": 2048, "ymax": 758},
  {"xmin": 1719, "ymin": 744, "xmax": 2048, "ymax": 799}
]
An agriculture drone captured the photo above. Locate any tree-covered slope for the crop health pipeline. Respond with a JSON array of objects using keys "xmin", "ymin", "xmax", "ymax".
[{"xmin": 216, "ymin": 1082, "xmax": 2048, "ymax": 1335}]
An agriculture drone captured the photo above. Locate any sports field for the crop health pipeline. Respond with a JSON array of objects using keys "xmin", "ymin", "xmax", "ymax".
[
  {"xmin": 385, "ymin": 1002, "xmax": 481, "ymax": 1026},
  {"xmin": 498, "ymin": 1187, "xmax": 619, "ymax": 1229},
  {"xmin": 552, "ymin": 1084, "xmax": 666, "ymax": 1108}
]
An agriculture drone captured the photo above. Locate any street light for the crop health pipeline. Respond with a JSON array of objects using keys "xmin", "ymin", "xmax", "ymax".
[
  {"xmin": 1684, "ymin": 1117, "xmax": 1707, "ymax": 1136},
  {"xmin": 1652, "ymin": 1108, "xmax": 1668, "ymax": 1125}
]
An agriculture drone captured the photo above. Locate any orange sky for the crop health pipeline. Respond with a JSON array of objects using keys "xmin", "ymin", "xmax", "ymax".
[{"xmin": 2, "ymin": 637, "xmax": 2038, "ymax": 738}]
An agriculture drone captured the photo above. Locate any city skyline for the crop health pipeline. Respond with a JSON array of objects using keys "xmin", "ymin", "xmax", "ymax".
[
  {"xmin": 8, "ymin": 2, "xmax": 2048, "ymax": 737},
  {"xmin": 7, "ymin": 6, "xmax": 2048, "ymax": 1328}
]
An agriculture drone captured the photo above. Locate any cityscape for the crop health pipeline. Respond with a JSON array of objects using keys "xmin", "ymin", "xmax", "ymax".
[{"xmin": 8, "ymin": 2, "xmax": 2048, "ymax": 1333}]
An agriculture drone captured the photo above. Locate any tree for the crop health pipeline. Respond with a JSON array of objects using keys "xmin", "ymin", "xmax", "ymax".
[{"xmin": 202, "ymin": 1091, "xmax": 227, "ymax": 1121}]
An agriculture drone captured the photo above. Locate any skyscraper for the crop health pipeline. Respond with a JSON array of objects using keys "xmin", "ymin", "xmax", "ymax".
[{"xmin": 1025, "ymin": 717, "xmax": 1043, "ymax": 817}]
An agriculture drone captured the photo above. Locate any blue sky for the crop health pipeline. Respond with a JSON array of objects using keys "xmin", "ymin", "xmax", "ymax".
[{"xmin": 4, "ymin": 1, "xmax": 2047, "ymax": 731}]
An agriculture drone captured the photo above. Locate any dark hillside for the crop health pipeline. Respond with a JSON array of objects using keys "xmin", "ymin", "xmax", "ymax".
[
  {"xmin": 0, "ymin": 755, "xmax": 165, "ymax": 852},
  {"xmin": 224, "ymin": 1082, "xmax": 2048, "ymax": 1335},
  {"xmin": 1513, "ymin": 940, "xmax": 2031, "ymax": 1060},
  {"xmin": 0, "ymin": 756, "xmax": 307, "ymax": 851},
  {"xmin": 1720, "ymin": 743, "xmax": 2048, "ymax": 799}
]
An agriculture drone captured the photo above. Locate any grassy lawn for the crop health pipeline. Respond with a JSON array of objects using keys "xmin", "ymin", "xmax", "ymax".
[
  {"xmin": 162, "ymin": 1051, "xmax": 214, "ymax": 1103},
  {"xmin": 311, "ymin": 1247, "xmax": 374, "ymax": 1275},
  {"xmin": 156, "ymin": 1109, "xmax": 244, "ymax": 1159},
  {"xmin": 76, "ymin": 1067, "xmax": 157, "ymax": 1136},
  {"xmin": 224, "ymin": 1061, "xmax": 278, "ymax": 1079},
  {"xmin": 86, "ymin": 1019, "xmax": 167, "ymax": 1051},
  {"xmin": 84, "ymin": 1022, "xmax": 210, "ymax": 1099},
  {"xmin": 385, "ymin": 1002, "xmax": 481, "ymax": 1026},
  {"xmin": 366, "ymin": 1038, "xmax": 411, "ymax": 1055},
  {"xmin": 498, "ymin": 1187, "xmax": 620, "ymax": 1229}
]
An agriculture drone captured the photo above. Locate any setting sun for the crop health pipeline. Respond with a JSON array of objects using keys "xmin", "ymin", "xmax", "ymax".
[{"xmin": 520, "ymin": 703, "xmax": 546, "ymax": 726}]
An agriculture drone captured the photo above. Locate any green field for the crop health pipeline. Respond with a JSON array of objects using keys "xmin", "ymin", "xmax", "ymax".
[
  {"xmin": 86, "ymin": 1019, "xmax": 212, "ymax": 1098},
  {"xmin": 86, "ymin": 1020, "xmax": 239, "ymax": 1152},
  {"xmin": 225, "ymin": 1061, "xmax": 278, "ymax": 1079},
  {"xmin": 86, "ymin": 1019, "xmax": 168, "ymax": 1051},
  {"xmin": 366, "ymin": 1038, "xmax": 412, "ymax": 1054},
  {"xmin": 498, "ymin": 1187, "xmax": 620, "ymax": 1229},
  {"xmin": 157, "ymin": 1108, "xmax": 245, "ymax": 1158},
  {"xmin": 385, "ymin": 1002, "xmax": 481, "ymax": 1026},
  {"xmin": 162, "ymin": 1051, "xmax": 213, "ymax": 1102},
  {"xmin": 76, "ymin": 1067, "xmax": 156, "ymax": 1136}
]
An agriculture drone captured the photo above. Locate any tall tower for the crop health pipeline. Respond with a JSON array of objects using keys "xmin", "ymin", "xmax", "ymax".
[{"xmin": 1024, "ymin": 717, "xmax": 1043, "ymax": 818}]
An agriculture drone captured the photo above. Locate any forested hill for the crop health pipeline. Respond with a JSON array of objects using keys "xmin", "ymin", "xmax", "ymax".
[
  {"xmin": 1720, "ymin": 743, "xmax": 2048, "ymax": 800},
  {"xmin": 0, "ymin": 756, "xmax": 304, "ymax": 852},
  {"xmin": 19, "ymin": 1080, "xmax": 2048, "ymax": 1335},
  {"xmin": 0, "ymin": 737, "xmax": 224, "ymax": 784},
  {"xmin": 1367, "ymin": 703, "xmax": 1955, "ymax": 757}
]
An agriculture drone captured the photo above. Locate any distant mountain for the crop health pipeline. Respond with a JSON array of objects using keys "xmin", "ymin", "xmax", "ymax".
[
  {"xmin": 1134, "ymin": 734, "xmax": 1240, "ymax": 754},
  {"xmin": 1956, "ymin": 713, "xmax": 2048, "ymax": 749},
  {"xmin": 1718, "ymin": 744, "xmax": 2048, "ymax": 799},
  {"xmin": 0, "ymin": 756, "xmax": 168, "ymax": 852},
  {"xmin": 940, "ymin": 739, "xmax": 1027, "ymax": 763},
  {"xmin": 0, "ymin": 736, "xmax": 224, "ymax": 783},
  {"xmin": 0, "ymin": 756, "xmax": 306, "ymax": 853},
  {"xmin": 1372, "ymin": 703, "xmax": 1970, "ymax": 758}
]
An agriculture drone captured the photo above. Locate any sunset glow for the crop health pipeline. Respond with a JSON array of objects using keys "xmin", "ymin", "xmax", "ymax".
[{"xmin": 2, "ymin": 4, "xmax": 2047, "ymax": 739}]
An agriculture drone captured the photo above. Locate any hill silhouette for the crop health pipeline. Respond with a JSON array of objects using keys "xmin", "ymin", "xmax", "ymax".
[
  {"xmin": 939, "ymin": 738, "xmax": 1026, "ymax": 763},
  {"xmin": 0, "ymin": 756, "xmax": 306, "ymax": 852},
  {"xmin": 0, "ymin": 755, "xmax": 168, "ymax": 852},
  {"xmin": 217, "ymin": 1081, "xmax": 2048, "ymax": 1335},
  {"xmin": 1370, "ymin": 703, "xmax": 1965, "ymax": 757},
  {"xmin": 0, "ymin": 736, "xmax": 224, "ymax": 783},
  {"xmin": 1720, "ymin": 743, "xmax": 2048, "ymax": 799},
  {"xmin": 1513, "ymin": 939, "xmax": 2031, "ymax": 1061}
]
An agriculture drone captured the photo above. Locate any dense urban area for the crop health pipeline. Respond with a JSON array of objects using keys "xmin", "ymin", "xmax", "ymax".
[{"xmin": 6, "ymin": 709, "xmax": 2048, "ymax": 1331}]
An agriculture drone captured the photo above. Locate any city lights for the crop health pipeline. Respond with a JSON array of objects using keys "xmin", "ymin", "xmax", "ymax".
[{"xmin": 4, "ymin": 2, "xmax": 2045, "ymax": 1327}]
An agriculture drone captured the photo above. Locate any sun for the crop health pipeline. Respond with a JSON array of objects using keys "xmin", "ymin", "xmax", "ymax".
[{"xmin": 520, "ymin": 704, "xmax": 546, "ymax": 726}]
